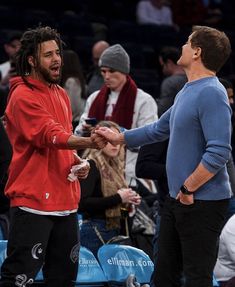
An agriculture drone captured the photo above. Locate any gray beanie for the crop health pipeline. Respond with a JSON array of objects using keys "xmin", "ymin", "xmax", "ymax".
[{"xmin": 98, "ymin": 44, "xmax": 130, "ymax": 74}]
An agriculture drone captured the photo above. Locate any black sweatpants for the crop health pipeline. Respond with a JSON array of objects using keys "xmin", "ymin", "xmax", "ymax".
[{"xmin": 0, "ymin": 207, "xmax": 79, "ymax": 287}]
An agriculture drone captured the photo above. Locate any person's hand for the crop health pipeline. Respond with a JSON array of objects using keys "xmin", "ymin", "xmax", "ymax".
[
  {"xmin": 95, "ymin": 127, "xmax": 124, "ymax": 146},
  {"xmin": 81, "ymin": 123, "xmax": 93, "ymax": 137},
  {"xmin": 131, "ymin": 194, "xmax": 141, "ymax": 206},
  {"xmin": 91, "ymin": 127, "xmax": 107, "ymax": 149},
  {"xmin": 68, "ymin": 154, "xmax": 90, "ymax": 181},
  {"xmin": 117, "ymin": 188, "xmax": 141, "ymax": 205},
  {"xmin": 176, "ymin": 191, "xmax": 194, "ymax": 205},
  {"xmin": 74, "ymin": 160, "xmax": 90, "ymax": 179}
]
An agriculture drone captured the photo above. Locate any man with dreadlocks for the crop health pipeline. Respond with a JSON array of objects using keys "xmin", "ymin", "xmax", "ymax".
[{"xmin": 0, "ymin": 26, "xmax": 106, "ymax": 287}]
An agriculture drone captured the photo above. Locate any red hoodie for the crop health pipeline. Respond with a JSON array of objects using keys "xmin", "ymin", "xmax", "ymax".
[{"xmin": 5, "ymin": 76, "xmax": 80, "ymax": 211}]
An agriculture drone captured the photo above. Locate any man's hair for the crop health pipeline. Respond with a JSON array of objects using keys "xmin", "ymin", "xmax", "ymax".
[
  {"xmin": 191, "ymin": 26, "xmax": 231, "ymax": 72},
  {"xmin": 16, "ymin": 26, "xmax": 63, "ymax": 81},
  {"xmin": 159, "ymin": 46, "xmax": 181, "ymax": 65}
]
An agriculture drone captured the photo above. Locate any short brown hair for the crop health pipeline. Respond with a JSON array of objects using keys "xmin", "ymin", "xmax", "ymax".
[{"xmin": 191, "ymin": 26, "xmax": 231, "ymax": 72}]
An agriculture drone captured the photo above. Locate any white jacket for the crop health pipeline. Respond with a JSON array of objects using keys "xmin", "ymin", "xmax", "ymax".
[
  {"xmin": 214, "ymin": 214, "xmax": 235, "ymax": 281},
  {"xmin": 75, "ymin": 88, "xmax": 158, "ymax": 184}
]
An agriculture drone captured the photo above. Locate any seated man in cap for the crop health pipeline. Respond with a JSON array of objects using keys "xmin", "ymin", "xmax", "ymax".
[{"xmin": 75, "ymin": 44, "xmax": 158, "ymax": 184}]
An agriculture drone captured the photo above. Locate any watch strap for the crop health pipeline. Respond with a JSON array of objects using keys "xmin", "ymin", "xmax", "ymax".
[{"xmin": 180, "ymin": 185, "xmax": 194, "ymax": 195}]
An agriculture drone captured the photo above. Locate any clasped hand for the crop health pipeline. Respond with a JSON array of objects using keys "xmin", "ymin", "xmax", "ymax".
[
  {"xmin": 117, "ymin": 188, "xmax": 141, "ymax": 205},
  {"xmin": 67, "ymin": 153, "xmax": 90, "ymax": 181},
  {"xmin": 89, "ymin": 126, "xmax": 106, "ymax": 149},
  {"xmin": 91, "ymin": 126, "xmax": 122, "ymax": 147}
]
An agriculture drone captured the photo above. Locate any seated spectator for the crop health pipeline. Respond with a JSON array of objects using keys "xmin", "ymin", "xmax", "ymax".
[
  {"xmin": 214, "ymin": 214, "xmax": 235, "ymax": 287},
  {"xmin": 157, "ymin": 46, "xmax": 187, "ymax": 117},
  {"xmin": 136, "ymin": 0, "xmax": 174, "ymax": 26},
  {"xmin": 86, "ymin": 41, "xmax": 110, "ymax": 96},
  {"xmin": 78, "ymin": 121, "xmax": 141, "ymax": 257},
  {"xmin": 219, "ymin": 78, "xmax": 235, "ymax": 220},
  {"xmin": 219, "ymin": 78, "xmax": 234, "ymax": 125},
  {"xmin": 60, "ymin": 49, "xmax": 87, "ymax": 130},
  {"xmin": 0, "ymin": 119, "xmax": 12, "ymax": 187},
  {"xmin": 0, "ymin": 31, "xmax": 21, "ymax": 88},
  {"xmin": 0, "ymin": 119, "xmax": 12, "ymax": 232},
  {"xmin": 0, "ymin": 32, "xmax": 21, "ymax": 115},
  {"xmin": 220, "ymin": 78, "xmax": 234, "ymax": 102},
  {"xmin": 0, "ymin": 87, "xmax": 8, "ymax": 117},
  {"xmin": 75, "ymin": 44, "xmax": 158, "ymax": 185}
]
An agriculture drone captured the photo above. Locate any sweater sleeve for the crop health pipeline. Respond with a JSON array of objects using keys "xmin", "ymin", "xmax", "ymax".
[
  {"xmin": 79, "ymin": 160, "xmax": 122, "ymax": 214},
  {"xmin": 199, "ymin": 87, "xmax": 232, "ymax": 173},
  {"xmin": 124, "ymin": 107, "xmax": 171, "ymax": 148}
]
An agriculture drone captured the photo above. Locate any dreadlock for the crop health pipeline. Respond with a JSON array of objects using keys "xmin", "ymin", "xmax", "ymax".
[{"xmin": 15, "ymin": 26, "xmax": 63, "ymax": 88}]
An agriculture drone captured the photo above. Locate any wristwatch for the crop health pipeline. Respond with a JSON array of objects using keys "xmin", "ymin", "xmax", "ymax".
[{"xmin": 180, "ymin": 185, "xmax": 194, "ymax": 195}]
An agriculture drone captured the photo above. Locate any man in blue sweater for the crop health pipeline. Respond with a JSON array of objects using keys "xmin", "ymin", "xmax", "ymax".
[{"xmin": 94, "ymin": 26, "xmax": 232, "ymax": 287}]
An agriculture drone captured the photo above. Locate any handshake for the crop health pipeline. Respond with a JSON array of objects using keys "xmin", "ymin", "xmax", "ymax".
[{"xmin": 91, "ymin": 126, "xmax": 125, "ymax": 149}]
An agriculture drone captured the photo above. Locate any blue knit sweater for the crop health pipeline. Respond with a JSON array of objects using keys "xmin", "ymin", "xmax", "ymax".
[{"xmin": 125, "ymin": 77, "xmax": 232, "ymax": 200}]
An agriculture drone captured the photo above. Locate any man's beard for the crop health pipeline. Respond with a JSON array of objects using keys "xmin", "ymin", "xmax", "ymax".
[{"xmin": 38, "ymin": 65, "xmax": 61, "ymax": 84}]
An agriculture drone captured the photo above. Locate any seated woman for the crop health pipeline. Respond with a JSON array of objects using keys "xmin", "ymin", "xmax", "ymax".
[{"xmin": 78, "ymin": 121, "xmax": 141, "ymax": 257}]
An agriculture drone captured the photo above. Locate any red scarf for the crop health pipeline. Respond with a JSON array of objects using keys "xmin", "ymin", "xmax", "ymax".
[{"xmin": 88, "ymin": 75, "xmax": 137, "ymax": 129}]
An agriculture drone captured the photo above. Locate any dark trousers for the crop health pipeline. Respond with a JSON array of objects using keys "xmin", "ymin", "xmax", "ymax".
[
  {"xmin": 150, "ymin": 215, "xmax": 161, "ymax": 287},
  {"xmin": 0, "ymin": 207, "xmax": 79, "ymax": 287},
  {"xmin": 153, "ymin": 196, "xmax": 229, "ymax": 287},
  {"xmin": 220, "ymin": 277, "xmax": 235, "ymax": 287}
]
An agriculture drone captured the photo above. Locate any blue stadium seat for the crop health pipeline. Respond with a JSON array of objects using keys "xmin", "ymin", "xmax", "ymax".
[
  {"xmin": 97, "ymin": 244, "xmax": 154, "ymax": 285},
  {"xmin": 0, "ymin": 240, "xmax": 7, "ymax": 265},
  {"xmin": 75, "ymin": 246, "xmax": 107, "ymax": 286}
]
